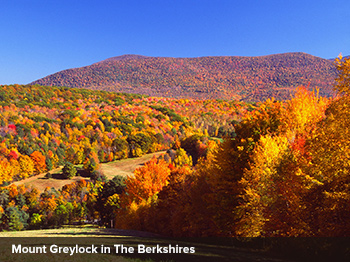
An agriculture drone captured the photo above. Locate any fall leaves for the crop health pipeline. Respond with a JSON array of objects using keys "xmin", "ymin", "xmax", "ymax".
[
  {"xmin": 123, "ymin": 158, "xmax": 170, "ymax": 205},
  {"xmin": 31, "ymin": 53, "xmax": 336, "ymax": 102},
  {"xmin": 0, "ymin": 56, "xmax": 349, "ymax": 238},
  {"xmin": 0, "ymin": 84, "xmax": 242, "ymax": 185},
  {"xmin": 115, "ymin": 56, "xmax": 350, "ymax": 237}
]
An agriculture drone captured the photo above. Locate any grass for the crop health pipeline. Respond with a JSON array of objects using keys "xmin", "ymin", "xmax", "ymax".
[{"xmin": 101, "ymin": 151, "xmax": 165, "ymax": 180}]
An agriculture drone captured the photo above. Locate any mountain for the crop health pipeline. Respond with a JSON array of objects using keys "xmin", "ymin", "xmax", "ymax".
[{"xmin": 30, "ymin": 52, "xmax": 337, "ymax": 101}]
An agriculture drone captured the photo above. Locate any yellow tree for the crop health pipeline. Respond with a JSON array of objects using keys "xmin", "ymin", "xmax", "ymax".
[
  {"xmin": 238, "ymin": 135, "xmax": 289, "ymax": 236},
  {"xmin": 298, "ymin": 55, "xmax": 350, "ymax": 236},
  {"xmin": 303, "ymin": 96, "xmax": 350, "ymax": 236},
  {"xmin": 334, "ymin": 55, "xmax": 350, "ymax": 95},
  {"xmin": 199, "ymin": 99, "xmax": 286, "ymax": 236},
  {"xmin": 0, "ymin": 158, "xmax": 16, "ymax": 183},
  {"xmin": 173, "ymin": 148, "xmax": 192, "ymax": 167},
  {"xmin": 18, "ymin": 155, "xmax": 35, "ymax": 179},
  {"xmin": 284, "ymin": 86, "xmax": 328, "ymax": 136},
  {"xmin": 238, "ymin": 134, "xmax": 316, "ymax": 237}
]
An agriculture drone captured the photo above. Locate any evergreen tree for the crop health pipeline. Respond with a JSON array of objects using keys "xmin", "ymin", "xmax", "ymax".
[{"xmin": 62, "ymin": 162, "xmax": 76, "ymax": 179}]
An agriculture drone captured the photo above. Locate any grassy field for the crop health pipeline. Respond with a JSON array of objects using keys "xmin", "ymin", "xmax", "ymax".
[
  {"xmin": 101, "ymin": 151, "xmax": 165, "ymax": 180},
  {"xmin": 11, "ymin": 151, "xmax": 165, "ymax": 192}
]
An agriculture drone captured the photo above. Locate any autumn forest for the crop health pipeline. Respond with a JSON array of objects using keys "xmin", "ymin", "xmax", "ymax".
[{"xmin": 0, "ymin": 55, "xmax": 350, "ymax": 239}]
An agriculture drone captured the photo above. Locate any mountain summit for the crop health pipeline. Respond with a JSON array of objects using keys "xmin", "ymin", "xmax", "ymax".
[
  {"xmin": 30, "ymin": 52, "xmax": 337, "ymax": 101},
  {"xmin": 96, "ymin": 54, "xmax": 149, "ymax": 63}
]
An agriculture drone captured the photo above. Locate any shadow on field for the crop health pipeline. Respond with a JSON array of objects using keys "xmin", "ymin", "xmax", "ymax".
[
  {"xmin": 38, "ymin": 169, "xmax": 90, "ymax": 180},
  {"xmin": 43, "ymin": 228, "xmax": 161, "ymax": 238}
]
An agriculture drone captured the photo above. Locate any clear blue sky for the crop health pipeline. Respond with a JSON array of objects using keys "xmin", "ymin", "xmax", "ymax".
[{"xmin": 1, "ymin": 0, "xmax": 349, "ymax": 84}]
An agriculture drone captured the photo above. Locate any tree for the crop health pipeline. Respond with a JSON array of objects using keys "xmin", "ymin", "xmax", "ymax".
[
  {"xmin": 96, "ymin": 175, "xmax": 126, "ymax": 225},
  {"xmin": 62, "ymin": 162, "xmax": 77, "ymax": 179},
  {"xmin": 18, "ymin": 155, "xmax": 35, "ymax": 179},
  {"xmin": 30, "ymin": 213, "xmax": 43, "ymax": 229},
  {"xmin": 334, "ymin": 55, "xmax": 350, "ymax": 95},
  {"xmin": 30, "ymin": 151, "xmax": 46, "ymax": 174},
  {"xmin": 83, "ymin": 152, "xmax": 100, "ymax": 176},
  {"xmin": 180, "ymin": 134, "xmax": 205, "ymax": 165},
  {"xmin": 45, "ymin": 158, "xmax": 53, "ymax": 171},
  {"xmin": 298, "ymin": 56, "xmax": 350, "ymax": 236},
  {"xmin": 54, "ymin": 204, "xmax": 69, "ymax": 226},
  {"xmin": 5, "ymin": 206, "xmax": 29, "ymax": 231},
  {"xmin": 238, "ymin": 134, "xmax": 312, "ymax": 237},
  {"xmin": 0, "ymin": 159, "xmax": 15, "ymax": 184},
  {"xmin": 284, "ymin": 86, "xmax": 328, "ymax": 135},
  {"xmin": 86, "ymin": 158, "xmax": 98, "ymax": 176},
  {"xmin": 127, "ymin": 132, "xmax": 152, "ymax": 156},
  {"xmin": 173, "ymin": 148, "xmax": 193, "ymax": 167},
  {"xmin": 121, "ymin": 158, "xmax": 170, "ymax": 206}
]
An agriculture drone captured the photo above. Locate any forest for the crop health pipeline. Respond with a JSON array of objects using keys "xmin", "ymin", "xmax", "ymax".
[
  {"xmin": 110, "ymin": 55, "xmax": 350, "ymax": 237},
  {"xmin": 31, "ymin": 52, "xmax": 336, "ymax": 102},
  {"xmin": 0, "ymin": 81, "xmax": 248, "ymax": 230},
  {"xmin": 0, "ymin": 56, "xmax": 349, "ymax": 238}
]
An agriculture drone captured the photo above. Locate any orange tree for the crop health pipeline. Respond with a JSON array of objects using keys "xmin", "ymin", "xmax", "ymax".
[
  {"xmin": 116, "ymin": 158, "xmax": 171, "ymax": 230},
  {"xmin": 30, "ymin": 151, "xmax": 46, "ymax": 174}
]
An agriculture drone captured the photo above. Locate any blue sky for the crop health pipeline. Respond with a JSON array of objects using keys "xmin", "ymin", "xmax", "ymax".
[{"xmin": 1, "ymin": 0, "xmax": 349, "ymax": 84}]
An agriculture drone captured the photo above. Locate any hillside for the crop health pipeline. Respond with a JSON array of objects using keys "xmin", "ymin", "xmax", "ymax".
[
  {"xmin": 0, "ymin": 84, "xmax": 249, "ymax": 231},
  {"xmin": 0, "ymin": 84, "xmax": 247, "ymax": 186},
  {"xmin": 30, "ymin": 52, "xmax": 337, "ymax": 101}
]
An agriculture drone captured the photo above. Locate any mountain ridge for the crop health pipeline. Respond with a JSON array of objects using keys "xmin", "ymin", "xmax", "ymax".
[{"xmin": 30, "ymin": 52, "xmax": 338, "ymax": 102}]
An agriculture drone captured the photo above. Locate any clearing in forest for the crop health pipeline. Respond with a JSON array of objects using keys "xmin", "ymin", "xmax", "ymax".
[{"xmin": 11, "ymin": 151, "xmax": 165, "ymax": 192}]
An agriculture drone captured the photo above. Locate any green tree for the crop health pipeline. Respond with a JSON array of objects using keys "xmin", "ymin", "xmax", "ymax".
[
  {"xmin": 97, "ymin": 175, "xmax": 126, "ymax": 226},
  {"xmin": 62, "ymin": 162, "xmax": 77, "ymax": 179},
  {"xmin": 54, "ymin": 204, "xmax": 69, "ymax": 226},
  {"xmin": 6, "ymin": 206, "xmax": 29, "ymax": 231},
  {"xmin": 30, "ymin": 213, "xmax": 43, "ymax": 229},
  {"xmin": 46, "ymin": 158, "xmax": 53, "ymax": 171},
  {"xmin": 127, "ymin": 132, "xmax": 152, "ymax": 156},
  {"xmin": 112, "ymin": 138, "xmax": 129, "ymax": 159}
]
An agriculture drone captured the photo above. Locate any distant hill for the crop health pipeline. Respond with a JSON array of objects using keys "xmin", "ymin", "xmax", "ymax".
[{"xmin": 30, "ymin": 52, "xmax": 338, "ymax": 101}]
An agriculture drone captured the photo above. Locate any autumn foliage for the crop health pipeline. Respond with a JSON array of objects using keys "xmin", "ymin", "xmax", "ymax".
[
  {"xmin": 122, "ymin": 158, "xmax": 170, "ymax": 206},
  {"xmin": 112, "ymin": 56, "xmax": 350, "ymax": 237},
  {"xmin": 0, "ymin": 84, "xmax": 244, "ymax": 185},
  {"xmin": 31, "ymin": 53, "xmax": 336, "ymax": 102},
  {"xmin": 30, "ymin": 151, "xmax": 46, "ymax": 174},
  {"xmin": 1, "ymin": 55, "xmax": 350, "ymax": 240}
]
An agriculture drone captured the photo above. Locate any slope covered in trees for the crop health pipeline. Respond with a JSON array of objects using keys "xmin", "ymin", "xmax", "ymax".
[
  {"xmin": 0, "ymin": 82, "xmax": 251, "ymax": 231},
  {"xmin": 31, "ymin": 52, "xmax": 337, "ymax": 102},
  {"xmin": 0, "ymin": 84, "xmax": 248, "ymax": 185}
]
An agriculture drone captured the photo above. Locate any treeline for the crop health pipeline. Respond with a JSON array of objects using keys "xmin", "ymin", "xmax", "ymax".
[
  {"xmin": 0, "ymin": 84, "xmax": 246, "ymax": 185},
  {"xmin": 111, "ymin": 56, "xmax": 350, "ymax": 237}
]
